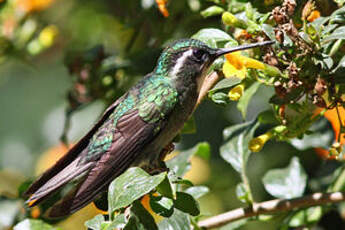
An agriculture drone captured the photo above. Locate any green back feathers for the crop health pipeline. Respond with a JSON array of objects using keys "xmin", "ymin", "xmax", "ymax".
[
  {"xmin": 86, "ymin": 75, "xmax": 178, "ymax": 158},
  {"xmin": 138, "ymin": 76, "xmax": 178, "ymax": 125}
]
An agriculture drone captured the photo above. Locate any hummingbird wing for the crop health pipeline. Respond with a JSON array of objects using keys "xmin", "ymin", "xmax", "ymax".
[
  {"xmin": 26, "ymin": 76, "xmax": 179, "ymax": 218},
  {"xmin": 24, "ymin": 94, "xmax": 127, "ymax": 204}
]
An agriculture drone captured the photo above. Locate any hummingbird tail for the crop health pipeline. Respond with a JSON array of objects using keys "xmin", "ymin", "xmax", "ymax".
[{"xmin": 25, "ymin": 157, "xmax": 93, "ymax": 209}]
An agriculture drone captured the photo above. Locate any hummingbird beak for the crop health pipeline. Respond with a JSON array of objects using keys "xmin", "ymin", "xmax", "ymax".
[{"xmin": 212, "ymin": 40, "xmax": 275, "ymax": 59}]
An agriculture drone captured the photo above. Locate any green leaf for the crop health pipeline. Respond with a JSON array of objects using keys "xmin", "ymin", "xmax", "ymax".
[
  {"xmin": 85, "ymin": 214, "xmax": 105, "ymax": 230},
  {"xmin": 156, "ymin": 175, "xmax": 174, "ymax": 199},
  {"xmin": 288, "ymin": 206, "xmax": 322, "ymax": 227},
  {"xmin": 194, "ymin": 142, "xmax": 211, "ymax": 160},
  {"xmin": 269, "ymin": 87, "xmax": 303, "ymax": 105},
  {"xmin": 192, "ymin": 28, "xmax": 233, "ymax": 48},
  {"xmin": 313, "ymin": 53, "xmax": 334, "ymax": 69},
  {"xmin": 220, "ymin": 120, "xmax": 259, "ymax": 173},
  {"xmin": 219, "ymin": 218, "xmax": 247, "ymax": 230},
  {"xmin": 108, "ymin": 167, "xmax": 167, "ymax": 213},
  {"xmin": 190, "ymin": 218, "xmax": 203, "ymax": 230},
  {"xmin": 290, "ymin": 117, "xmax": 334, "ymax": 150},
  {"xmin": 334, "ymin": 55, "xmax": 345, "ymax": 72},
  {"xmin": 322, "ymin": 26, "xmax": 345, "ymax": 43},
  {"xmin": 262, "ymin": 157, "xmax": 307, "ymax": 199},
  {"xmin": 288, "ymin": 210, "xmax": 307, "ymax": 227},
  {"xmin": 150, "ymin": 196, "xmax": 174, "ymax": 217},
  {"xmin": 200, "ymin": 6, "xmax": 224, "ymax": 18},
  {"xmin": 173, "ymin": 192, "xmax": 200, "ymax": 216},
  {"xmin": 329, "ymin": 6, "xmax": 345, "ymax": 23},
  {"xmin": 166, "ymin": 142, "xmax": 210, "ymax": 177},
  {"xmin": 14, "ymin": 219, "xmax": 59, "ymax": 230},
  {"xmin": 211, "ymin": 92, "xmax": 230, "ymax": 105},
  {"xmin": 181, "ymin": 116, "xmax": 196, "ymax": 134},
  {"xmin": 130, "ymin": 200, "xmax": 158, "ymax": 230},
  {"xmin": 258, "ymin": 110, "xmax": 279, "ymax": 125},
  {"xmin": 237, "ymin": 82, "xmax": 261, "ymax": 119},
  {"xmin": 106, "ymin": 214, "xmax": 127, "ymax": 230},
  {"xmin": 184, "ymin": 186, "xmax": 209, "ymax": 199},
  {"xmin": 235, "ymin": 182, "xmax": 251, "ymax": 203},
  {"xmin": 171, "ymin": 178, "xmax": 194, "ymax": 187},
  {"xmin": 158, "ymin": 209, "xmax": 191, "ymax": 230},
  {"xmin": 261, "ymin": 24, "xmax": 275, "ymax": 41},
  {"xmin": 209, "ymin": 77, "xmax": 242, "ymax": 94},
  {"xmin": 123, "ymin": 216, "xmax": 145, "ymax": 230}
]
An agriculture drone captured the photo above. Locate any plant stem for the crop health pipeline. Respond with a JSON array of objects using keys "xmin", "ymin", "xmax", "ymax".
[
  {"xmin": 329, "ymin": 166, "xmax": 345, "ymax": 192},
  {"xmin": 335, "ymin": 105, "xmax": 344, "ymax": 142},
  {"xmin": 198, "ymin": 191, "xmax": 345, "ymax": 229}
]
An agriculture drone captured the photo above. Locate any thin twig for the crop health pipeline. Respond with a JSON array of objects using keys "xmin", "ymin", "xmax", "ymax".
[
  {"xmin": 198, "ymin": 191, "xmax": 345, "ymax": 229},
  {"xmin": 335, "ymin": 105, "xmax": 344, "ymax": 142}
]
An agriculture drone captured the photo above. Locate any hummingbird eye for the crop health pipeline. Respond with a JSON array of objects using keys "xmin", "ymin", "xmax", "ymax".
[{"xmin": 192, "ymin": 49, "xmax": 207, "ymax": 62}]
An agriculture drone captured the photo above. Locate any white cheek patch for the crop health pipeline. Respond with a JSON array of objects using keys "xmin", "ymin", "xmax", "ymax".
[
  {"xmin": 170, "ymin": 49, "xmax": 193, "ymax": 77},
  {"xmin": 196, "ymin": 64, "xmax": 209, "ymax": 93}
]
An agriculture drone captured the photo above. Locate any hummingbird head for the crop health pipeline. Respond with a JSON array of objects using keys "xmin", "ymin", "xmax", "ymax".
[{"xmin": 154, "ymin": 39, "xmax": 274, "ymax": 92}]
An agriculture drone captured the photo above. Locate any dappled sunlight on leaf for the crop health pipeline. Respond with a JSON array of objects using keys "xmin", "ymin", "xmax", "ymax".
[{"xmin": 263, "ymin": 157, "xmax": 307, "ymax": 199}]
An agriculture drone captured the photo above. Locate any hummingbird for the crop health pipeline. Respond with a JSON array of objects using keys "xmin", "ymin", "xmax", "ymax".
[{"xmin": 25, "ymin": 39, "xmax": 274, "ymax": 218}]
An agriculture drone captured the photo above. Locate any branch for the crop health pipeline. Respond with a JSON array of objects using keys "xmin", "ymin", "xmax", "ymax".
[
  {"xmin": 198, "ymin": 191, "xmax": 345, "ymax": 229},
  {"xmin": 195, "ymin": 71, "xmax": 222, "ymax": 110}
]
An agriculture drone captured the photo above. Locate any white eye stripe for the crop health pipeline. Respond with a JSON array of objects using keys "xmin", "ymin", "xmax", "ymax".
[{"xmin": 170, "ymin": 49, "xmax": 193, "ymax": 77}]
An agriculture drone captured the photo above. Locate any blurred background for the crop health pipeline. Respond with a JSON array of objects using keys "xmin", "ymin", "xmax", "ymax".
[{"xmin": 0, "ymin": 0, "xmax": 342, "ymax": 229}]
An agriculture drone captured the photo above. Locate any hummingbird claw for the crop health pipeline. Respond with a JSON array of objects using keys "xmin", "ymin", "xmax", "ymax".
[{"xmin": 159, "ymin": 142, "xmax": 175, "ymax": 161}]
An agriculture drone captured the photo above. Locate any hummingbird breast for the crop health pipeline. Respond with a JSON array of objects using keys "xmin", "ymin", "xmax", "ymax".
[{"xmin": 143, "ymin": 75, "xmax": 199, "ymax": 161}]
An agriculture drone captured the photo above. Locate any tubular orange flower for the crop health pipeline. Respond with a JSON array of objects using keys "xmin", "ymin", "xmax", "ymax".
[
  {"xmin": 222, "ymin": 51, "xmax": 265, "ymax": 79},
  {"xmin": 141, "ymin": 194, "xmax": 164, "ymax": 223},
  {"xmin": 16, "ymin": 0, "xmax": 55, "ymax": 13},
  {"xmin": 156, "ymin": 0, "xmax": 169, "ymax": 17},
  {"xmin": 235, "ymin": 30, "xmax": 252, "ymax": 40},
  {"xmin": 314, "ymin": 106, "xmax": 345, "ymax": 159},
  {"xmin": 249, "ymin": 131, "xmax": 273, "ymax": 152},
  {"xmin": 307, "ymin": 10, "xmax": 320, "ymax": 22}
]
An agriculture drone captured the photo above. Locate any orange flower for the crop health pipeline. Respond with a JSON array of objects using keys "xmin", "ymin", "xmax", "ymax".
[
  {"xmin": 16, "ymin": 0, "xmax": 55, "ymax": 13},
  {"xmin": 156, "ymin": 0, "xmax": 169, "ymax": 17},
  {"xmin": 141, "ymin": 194, "xmax": 164, "ymax": 223},
  {"xmin": 236, "ymin": 30, "xmax": 252, "ymax": 40},
  {"xmin": 314, "ymin": 107, "xmax": 345, "ymax": 159},
  {"xmin": 30, "ymin": 206, "xmax": 41, "ymax": 219},
  {"xmin": 307, "ymin": 10, "xmax": 320, "ymax": 22}
]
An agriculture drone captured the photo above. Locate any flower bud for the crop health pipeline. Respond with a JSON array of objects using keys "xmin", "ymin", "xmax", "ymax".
[
  {"xmin": 222, "ymin": 12, "xmax": 247, "ymax": 28},
  {"xmin": 39, "ymin": 25, "xmax": 58, "ymax": 47},
  {"xmin": 329, "ymin": 142, "xmax": 343, "ymax": 157}
]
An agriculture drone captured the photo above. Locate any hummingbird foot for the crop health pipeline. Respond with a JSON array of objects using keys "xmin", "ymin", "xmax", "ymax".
[
  {"xmin": 146, "ymin": 142, "xmax": 175, "ymax": 174},
  {"xmin": 159, "ymin": 142, "xmax": 175, "ymax": 161},
  {"xmin": 147, "ymin": 161, "xmax": 169, "ymax": 175}
]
